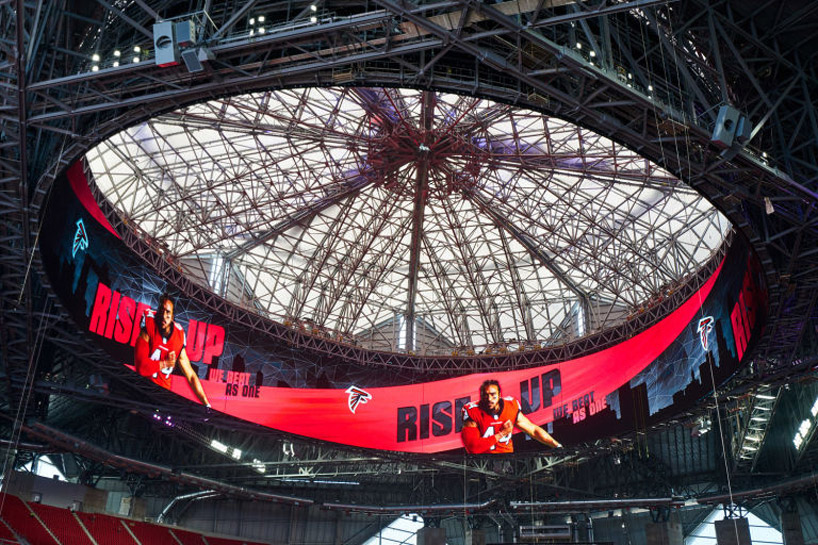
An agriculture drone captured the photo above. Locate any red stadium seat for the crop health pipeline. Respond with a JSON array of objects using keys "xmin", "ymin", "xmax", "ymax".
[
  {"xmin": 171, "ymin": 527, "xmax": 206, "ymax": 544},
  {"xmin": 125, "ymin": 519, "xmax": 179, "ymax": 544},
  {"xmin": 29, "ymin": 503, "xmax": 94, "ymax": 545},
  {"xmin": 0, "ymin": 517, "xmax": 20, "ymax": 544},
  {"xmin": 1, "ymin": 492, "xmax": 267, "ymax": 545},
  {"xmin": 76, "ymin": 511, "xmax": 138, "ymax": 545},
  {"xmin": 0, "ymin": 493, "xmax": 58, "ymax": 545}
]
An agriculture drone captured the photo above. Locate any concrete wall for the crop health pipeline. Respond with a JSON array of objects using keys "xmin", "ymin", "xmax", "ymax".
[
  {"xmin": 181, "ymin": 498, "xmax": 397, "ymax": 545},
  {"xmin": 2, "ymin": 470, "xmax": 108, "ymax": 513}
]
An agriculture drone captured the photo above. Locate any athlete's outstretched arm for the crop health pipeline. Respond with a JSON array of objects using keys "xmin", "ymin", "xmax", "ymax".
[
  {"xmin": 177, "ymin": 348, "xmax": 211, "ymax": 407},
  {"xmin": 134, "ymin": 331, "xmax": 172, "ymax": 377},
  {"xmin": 516, "ymin": 413, "xmax": 561, "ymax": 448},
  {"xmin": 461, "ymin": 419, "xmax": 512, "ymax": 453}
]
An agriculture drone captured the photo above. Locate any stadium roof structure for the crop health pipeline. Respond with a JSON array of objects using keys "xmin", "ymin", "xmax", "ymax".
[
  {"xmin": 3, "ymin": 0, "xmax": 818, "ymax": 541},
  {"xmin": 86, "ymin": 87, "xmax": 728, "ymax": 354}
]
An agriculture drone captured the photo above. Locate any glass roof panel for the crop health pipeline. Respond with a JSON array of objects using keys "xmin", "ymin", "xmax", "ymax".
[{"xmin": 87, "ymin": 87, "xmax": 729, "ymax": 355}]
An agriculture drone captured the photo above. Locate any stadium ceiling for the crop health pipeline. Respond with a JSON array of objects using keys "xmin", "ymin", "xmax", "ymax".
[
  {"xmin": 2, "ymin": 0, "xmax": 818, "ymax": 511},
  {"xmin": 86, "ymin": 87, "xmax": 728, "ymax": 353}
]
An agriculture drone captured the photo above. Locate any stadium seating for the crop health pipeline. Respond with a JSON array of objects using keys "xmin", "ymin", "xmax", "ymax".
[
  {"xmin": 0, "ymin": 493, "xmax": 58, "ymax": 544},
  {"xmin": 171, "ymin": 527, "xmax": 206, "ymax": 544},
  {"xmin": 0, "ymin": 517, "xmax": 20, "ymax": 544},
  {"xmin": 0, "ymin": 492, "xmax": 267, "ymax": 545},
  {"xmin": 76, "ymin": 511, "xmax": 138, "ymax": 544},
  {"xmin": 29, "ymin": 503, "xmax": 94, "ymax": 545},
  {"xmin": 125, "ymin": 519, "xmax": 179, "ymax": 543}
]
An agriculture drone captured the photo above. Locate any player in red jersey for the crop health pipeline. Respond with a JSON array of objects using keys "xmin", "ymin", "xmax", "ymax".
[
  {"xmin": 134, "ymin": 293, "xmax": 210, "ymax": 407},
  {"xmin": 462, "ymin": 379, "xmax": 561, "ymax": 453}
]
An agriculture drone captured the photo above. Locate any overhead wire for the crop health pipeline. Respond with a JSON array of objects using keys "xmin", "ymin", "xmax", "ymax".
[
  {"xmin": 0, "ymin": 296, "xmax": 56, "ymax": 514},
  {"xmin": 649, "ymin": 1, "xmax": 740, "ymax": 536}
]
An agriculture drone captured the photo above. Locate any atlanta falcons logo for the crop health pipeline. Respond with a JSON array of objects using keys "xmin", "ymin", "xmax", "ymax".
[
  {"xmin": 72, "ymin": 218, "xmax": 89, "ymax": 258},
  {"xmin": 697, "ymin": 316, "xmax": 715, "ymax": 351},
  {"xmin": 346, "ymin": 386, "xmax": 372, "ymax": 414}
]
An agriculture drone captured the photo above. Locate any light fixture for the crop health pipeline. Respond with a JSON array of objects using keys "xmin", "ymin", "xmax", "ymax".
[
  {"xmin": 281, "ymin": 478, "xmax": 360, "ymax": 486},
  {"xmin": 91, "ymin": 65, "xmax": 99, "ymax": 72},
  {"xmin": 310, "ymin": 4, "xmax": 317, "ymax": 11},
  {"xmin": 648, "ymin": 84, "xmax": 653, "ymax": 91},
  {"xmin": 258, "ymin": 15, "xmax": 265, "ymax": 22},
  {"xmin": 210, "ymin": 439, "xmax": 228, "ymax": 453},
  {"xmin": 575, "ymin": 42, "xmax": 582, "ymax": 49},
  {"xmin": 310, "ymin": 15, "xmax": 317, "ymax": 22},
  {"xmin": 133, "ymin": 56, "xmax": 140, "ymax": 63},
  {"xmin": 91, "ymin": 53, "xmax": 100, "ymax": 62},
  {"xmin": 249, "ymin": 17, "xmax": 255, "ymax": 25},
  {"xmin": 133, "ymin": 45, "xmax": 141, "ymax": 53},
  {"xmin": 113, "ymin": 49, "xmax": 121, "ymax": 57},
  {"xmin": 589, "ymin": 50, "xmax": 596, "ymax": 57},
  {"xmin": 755, "ymin": 393, "xmax": 776, "ymax": 400},
  {"xmin": 258, "ymin": 27, "xmax": 265, "ymax": 34},
  {"xmin": 113, "ymin": 61, "xmax": 119, "ymax": 67},
  {"xmin": 691, "ymin": 416, "xmax": 711, "ymax": 437}
]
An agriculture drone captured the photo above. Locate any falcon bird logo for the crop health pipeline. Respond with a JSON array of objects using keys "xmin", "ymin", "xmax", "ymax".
[
  {"xmin": 697, "ymin": 316, "xmax": 715, "ymax": 351},
  {"xmin": 72, "ymin": 218, "xmax": 89, "ymax": 258},
  {"xmin": 346, "ymin": 386, "xmax": 372, "ymax": 414}
]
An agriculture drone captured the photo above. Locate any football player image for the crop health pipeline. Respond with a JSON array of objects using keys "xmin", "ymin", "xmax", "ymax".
[
  {"xmin": 462, "ymin": 379, "xmax": 561, "ymax": 453},
  {"xmin": 134, "ymin": 293, "xmax": 210, "ymax": 407}
]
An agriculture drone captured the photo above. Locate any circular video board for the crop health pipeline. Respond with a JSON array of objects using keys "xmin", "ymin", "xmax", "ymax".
[{"xmin": 39, "ymin": 161, "xmax": 767, "ymax": 453}]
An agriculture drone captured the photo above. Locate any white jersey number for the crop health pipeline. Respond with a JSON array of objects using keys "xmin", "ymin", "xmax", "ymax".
[{"xmin": 482, "ymin": 425, "xmax": 512, "ymax": 451}]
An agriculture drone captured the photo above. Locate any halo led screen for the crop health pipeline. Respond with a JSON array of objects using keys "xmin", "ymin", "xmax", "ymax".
[
  {"xmin": 38, "ymin": 88, "xmax": 767, "ymax": 454},
  {"xmin": 85, "ymin": 87, "xmax": 730, "ymax": 354}
]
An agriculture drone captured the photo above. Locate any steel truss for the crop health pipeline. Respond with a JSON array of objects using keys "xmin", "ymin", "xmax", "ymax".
[
  {"xmin": 84, "ymin": 86, "xmax": 726, "ymax": 355},
  {"xmin": 2, "ymin": 0, "xmax": 817, "ymax": 512},
  {"xmin": 7, "ymin": 0, "xmax": 815, "ymax": 365},
  {"xmin": 92, "ymin": 184, "xmax": 726, "ymax": 372}
]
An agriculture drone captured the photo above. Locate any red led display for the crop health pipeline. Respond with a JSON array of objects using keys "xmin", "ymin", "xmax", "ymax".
[{"xmin": 41, "ymin": 161, "xmax": 766, "ymax": 454}]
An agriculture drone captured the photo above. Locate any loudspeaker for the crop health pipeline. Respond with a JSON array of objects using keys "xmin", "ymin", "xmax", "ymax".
[
  {"xmin": 711, "ymin": 105, "xmax": 741, "ymax": 149},
  {"xmin": 175, "ymin": 20, "xmax": 197, "ymax": 47},
  {"xmin": 181, "ymin": 49, "xmax": 204, "ymax": 73},
  {"xmin": 153, "ymin": 21, "xmax": 179, "ymax": 67},
  {"xmin": 735, "ymin": 115, "xmax": 752, "ymax": 145}
]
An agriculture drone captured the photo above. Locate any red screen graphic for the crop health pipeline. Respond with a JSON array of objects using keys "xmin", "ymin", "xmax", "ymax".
[
  {"xmin": 157, "ymin": 261, "xmax": 723, "ymax": 453},
  {"xmin": 42, "ymin": 162, "xmax": 765, "ymax": 455}
]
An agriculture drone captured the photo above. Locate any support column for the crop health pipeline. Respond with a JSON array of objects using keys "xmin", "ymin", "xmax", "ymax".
[
  {"xmin": 781, "ymin": 508, "xmax": 805, "ymax": 545},
  {"xmin": 573, "ymin": 515, "xmax": 591, "ymax": 542},
  {"xmin": 645, "ymin": 519, "xmax": 683, "ymax": 545},
  {"xmin": 714, "ymin": 518, "xmax": 751, "ymax": 545},
  {"xmin": 464, "ymin": 528, "xmax": 485, "ymax": 545},
  {"xmin": 417, "ymin": 527, "xmax": 446, "ymax": 545}
]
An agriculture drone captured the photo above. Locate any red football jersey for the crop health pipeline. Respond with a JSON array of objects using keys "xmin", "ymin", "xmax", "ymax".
[
  {"xmin": 138, "ymin": 309, "xmax": 186, "ymax": 389},
  {"xmin": 462, "ymin": 397, "xmax": 521, "ymax": 453}
]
